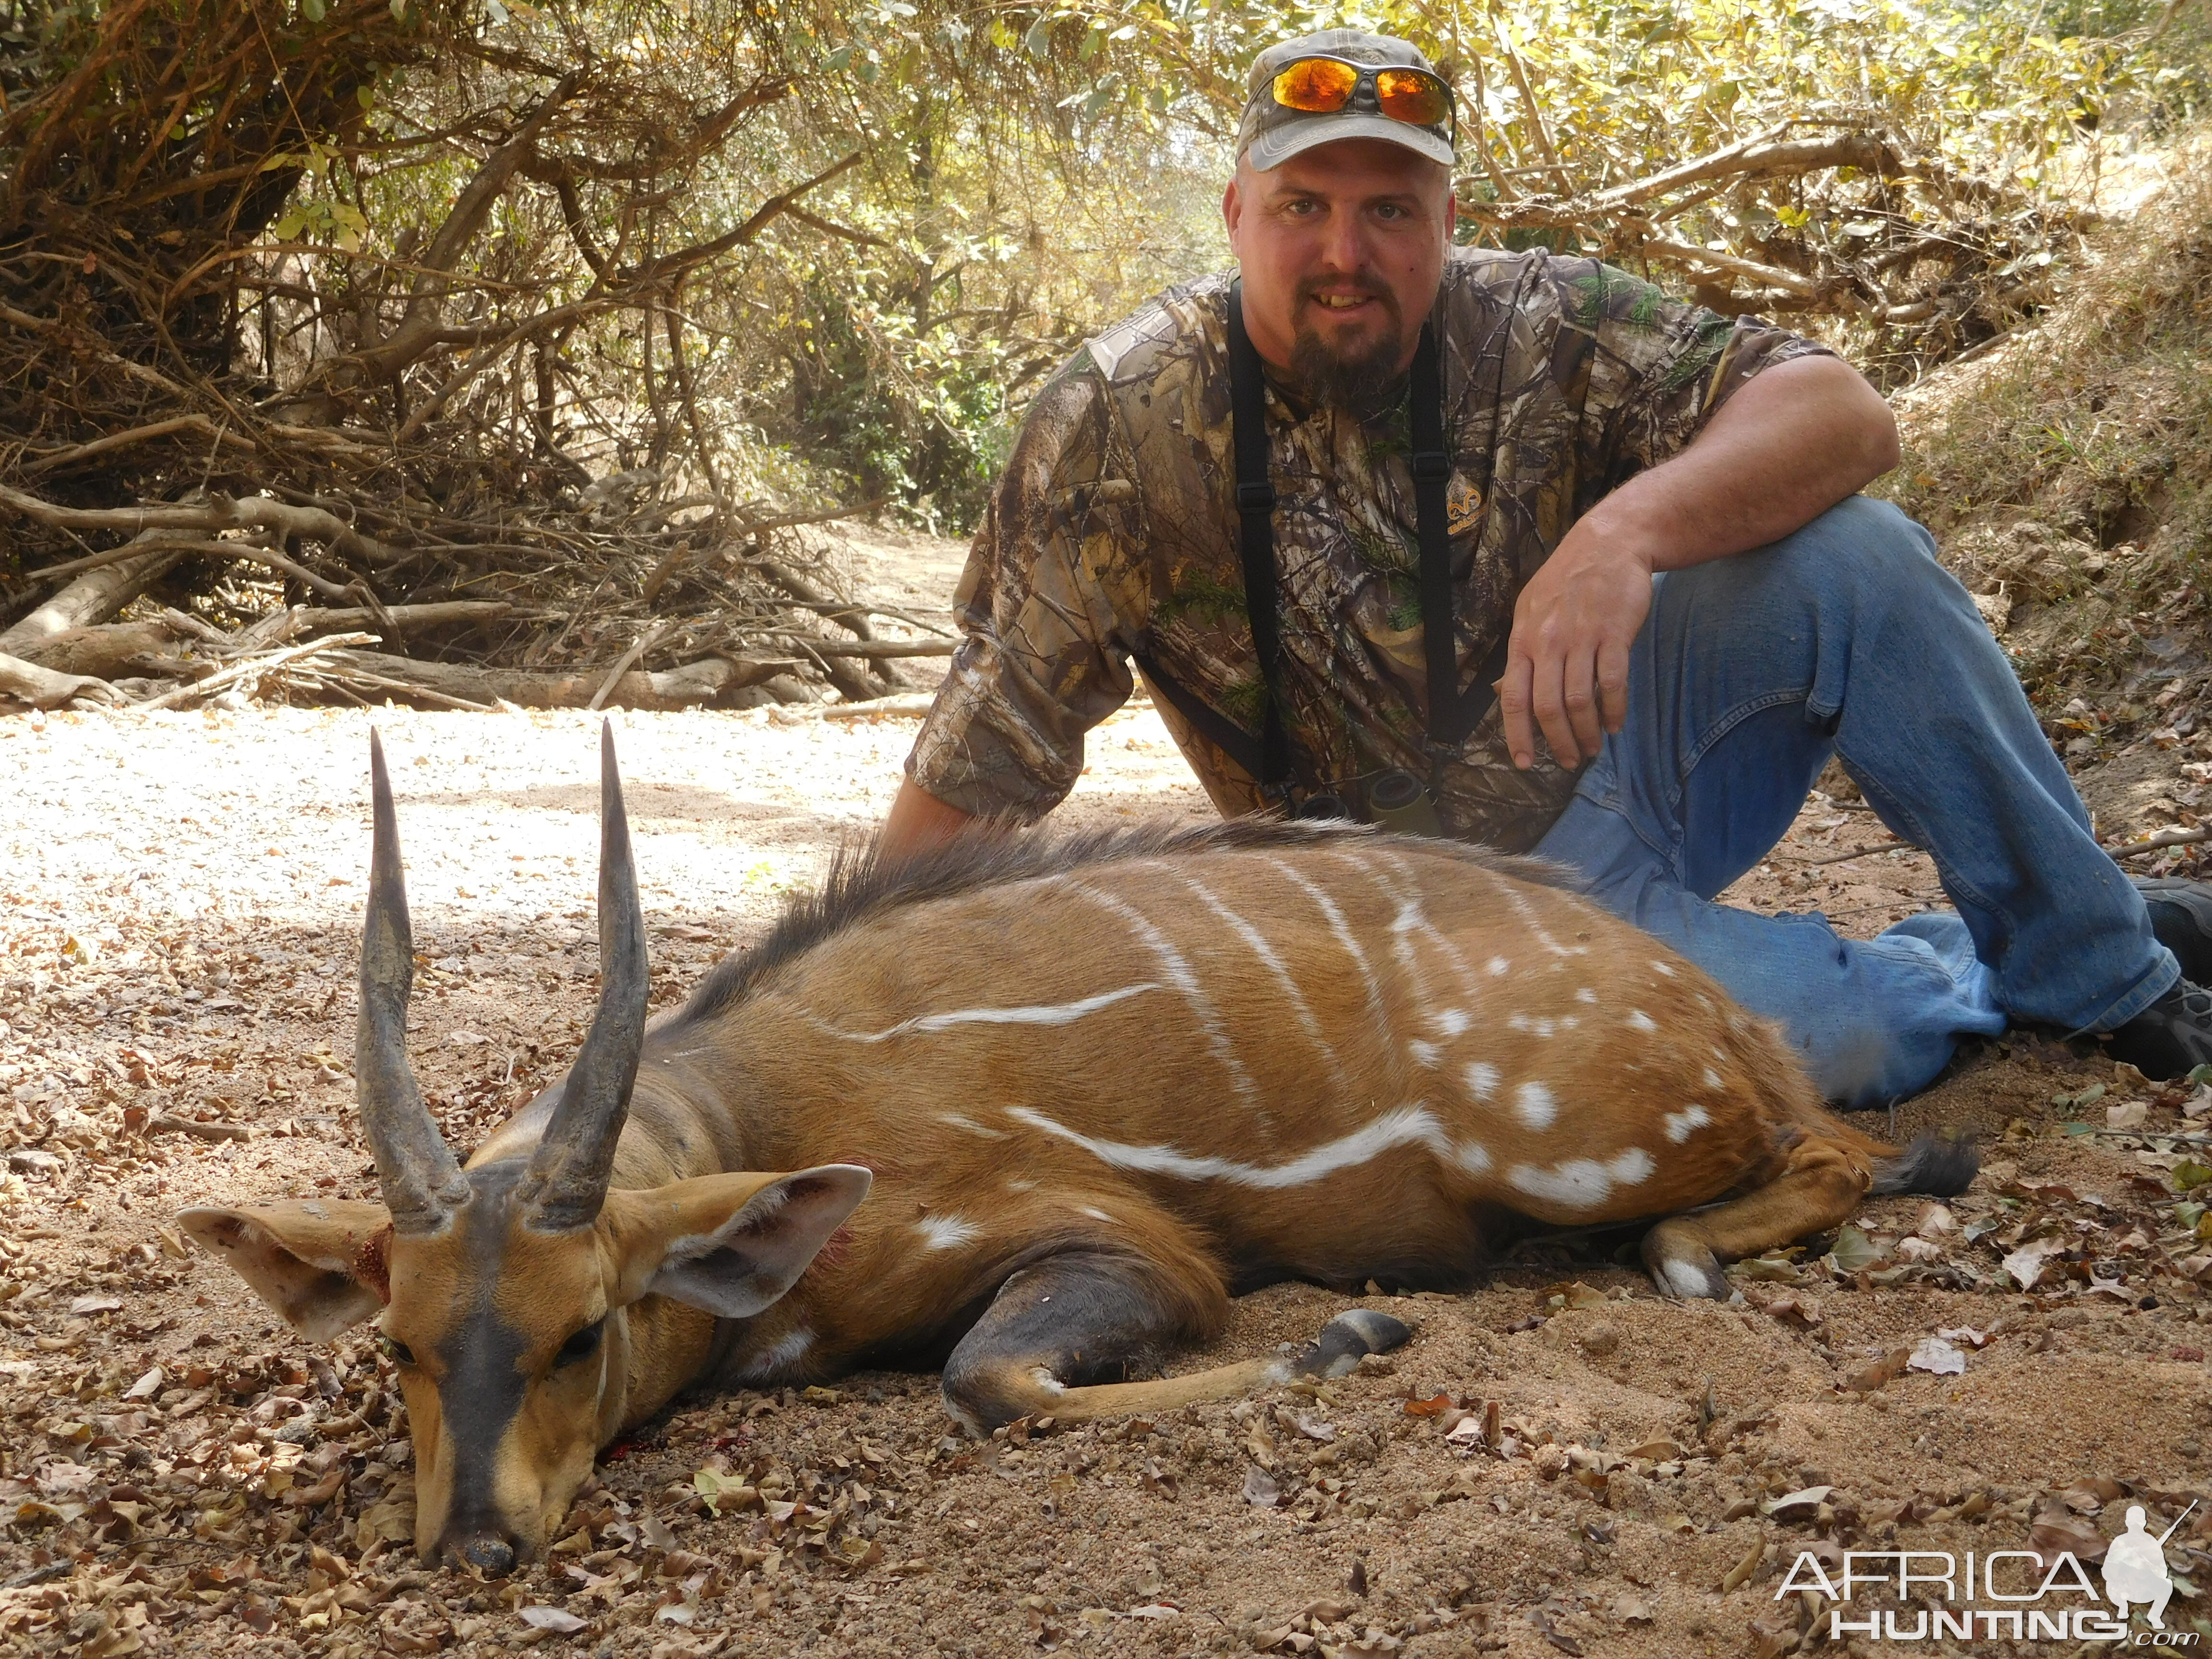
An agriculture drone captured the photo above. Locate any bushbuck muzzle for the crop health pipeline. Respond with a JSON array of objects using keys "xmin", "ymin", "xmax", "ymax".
[
  {"xmin": 180, "ymin": 727, "xmax": 869, "ymax": 1569},
  {"xmin": 184, "ymin": 732, "xmax": 1975, "ymax": 1573}
]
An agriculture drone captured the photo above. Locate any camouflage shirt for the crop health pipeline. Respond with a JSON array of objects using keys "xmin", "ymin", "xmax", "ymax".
[{"xmin": 907, "ymin": 247, "xmax": 1832, "ymax": 850}]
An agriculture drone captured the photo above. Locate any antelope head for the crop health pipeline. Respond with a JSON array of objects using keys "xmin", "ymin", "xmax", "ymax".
[{"xmin": 180, "ymin": 727, "xmax": 870, "ymax": 1571}]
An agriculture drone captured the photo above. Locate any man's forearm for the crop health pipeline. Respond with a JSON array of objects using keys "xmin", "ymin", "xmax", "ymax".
[
  {"xmin": 878, "ymin": 776, "xmax": 984, "ymax": 863},
  {"xmin": 1584, "ymin": 355, "xmax": 1901, "ymax": 574},
  {"xmin": 1500, "ymin": 353, "xmax": 1900, "ymax": 769}
]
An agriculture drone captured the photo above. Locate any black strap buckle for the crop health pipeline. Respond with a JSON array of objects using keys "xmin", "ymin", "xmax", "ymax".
[
  {"xmin": 1411, "ymin": 449, "xmax": 1451, "ymax": 484},
  {"xmin": 1236, "ymin": 480, "xmax": 1277, "ymax": 515}
]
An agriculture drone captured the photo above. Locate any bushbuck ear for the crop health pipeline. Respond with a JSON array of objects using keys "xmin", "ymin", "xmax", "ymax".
[
  {"xmin": 609, "ymin": 1166, "xmax": 872, "ymax": 1320},
  {"xmin": 178, "ymin": 1200, "xmax": 394, "ymax": 1341}
]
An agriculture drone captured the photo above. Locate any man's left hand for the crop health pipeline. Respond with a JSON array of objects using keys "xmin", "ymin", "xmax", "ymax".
[{"xmin": 1498, "ymin": 524, "xmax": 1654, "ymax": 771}]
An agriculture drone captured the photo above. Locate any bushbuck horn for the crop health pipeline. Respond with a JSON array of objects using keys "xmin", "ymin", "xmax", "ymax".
[
  {"xmin": 358, "ymin": 730, "xmax": 469, "ymax": 1234},
  {"xmin": 519, "ymin": 721, "xmax": 649, "ymax": 1231}
]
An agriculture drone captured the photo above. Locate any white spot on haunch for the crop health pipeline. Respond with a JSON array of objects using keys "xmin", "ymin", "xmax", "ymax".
[
  {"xmin": 1004, "ymin": 1104, "xmax": 1492, "ymax": 1190},
  {"xmin": 1514, "ymin": 1081, "xmax": 1557, "ymax": 1130},
  {"xmin": 1029, "ymin": 1366, "xmax": 1068, "ymax": 1396},
  {"xmin": 1626, "ymin": 1009, "xmax": 1659, "ymax": 1034},
  {"xmin": 1575, "ymin": 987, "xmax": 1597, "ymax": 1004},
  {"xmin": 1079, "ymin": 1206, "xmax": 1114, "ymax": 1224},
  {"xmin": 1508, "ymin": 1013, "xmax": 1557, "ymax": 1037},
  {"xmin": 937, "ymin": 1112, "xmax": 1009, "ymax": 1140},
  {"xmin": 1702, "ymin": 1066, "xmax": 1723, "ymax": 1090},
  {"xmin": 1432, "ymin": 1008, "xmax": 1470, "ymax": 1038},
  {"xmin": 1488, "ymin": 957, "xmax": 1510, "ymax": 976},
  {"xmin": 1006, "ymin": 1178, "xmax": 1036, "ymax": 1192},
  {"xmin": 1508, "ymin": 1147, "xmax": 1656, "ymax": 1211},
  {"xmin": 1464, "ymin": 1061, "xmax": 1500, "ymax": 1101},
  {"xmin": 1651, "ymin": 960, "xmax": 1677, "ymax": 976},
  {"xmin": 1408, "ymin": 1039, "xmax": 1439, "ymax": 1067},
  {"xmin": 1454, "ymin": 1140, "xmax": 1493, "ymax": 1174},
  {"xmin": 915, "ymin": 1215, "xmax": 982, "ymax": 1251},
  {"xmin": 812, "ymin": 982, "xmax": 1166, "ymax": 1043},
  {"xmin": 1664, "ymin": 1105, "xmax": 1711, "ymax": 1143}
]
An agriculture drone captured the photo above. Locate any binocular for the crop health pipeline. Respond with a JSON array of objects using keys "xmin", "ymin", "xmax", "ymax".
[{"xmin": 1293, "ymin": 767, "xmax": 1444, "ymax": 837}]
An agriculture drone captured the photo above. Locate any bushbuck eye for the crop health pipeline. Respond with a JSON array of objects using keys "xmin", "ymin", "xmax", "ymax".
[
  {"xmin": 553, "ymin": 1319, "xmax": 604, "ymax": 1369},
  {"xmin": 375, "ymin": 1332, "xmax": 415, "ymax": 1367}
]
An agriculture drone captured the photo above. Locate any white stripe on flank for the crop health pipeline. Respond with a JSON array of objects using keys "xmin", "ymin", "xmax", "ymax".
[
  {"xmin": 1265, "ymin": 856, "xmax": 1385, "ymax": 1020},
  {"xmin": 811, "ymin": 981, "xmax": 1166, "ymax": 1042},
  {"xmin": 915, "ymin": 1215, "xmax": 982, "ymax": 1251},
  {"xmin": 1508, "ymin": 1147, "xmax": 1656, "ymax": 1211},
  {"xmin": 937, "ymin": 1112, "xmax": 1009, "ymax": 1140},
  {"xmin": 1507, "ymin": 1013, "xmax": 1555, "ymax": 1037},
  {"xmin": 1165, "ymin": 869, "xmax": 1351, "ymax": 1095},
  {"xmin": 1004, "ymin": 1103, "xmax": 1493, "ymax": 1187},
  {"xmin": 1491, "ymin": 877, "xmax": 1577, "ymax": 958},
  {"xmin": 1664, "ymin": 1105, "xmax": 1711, "ymax": 1143},
  {"xmin": 1514, "ymin": 1081, "xmax": 1557, "ymax": 1130},
  {"xmin": 1068, "ymin": 880, "xmax": 1259, "ymax": 1110},
  {"xmin": 1376, "ymin": 849, "xmax": 1484, "ymax": 999}
]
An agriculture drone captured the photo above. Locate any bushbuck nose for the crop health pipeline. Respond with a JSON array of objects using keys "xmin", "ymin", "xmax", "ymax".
[{"xmin": 455, "ymin": 1532, "xmax": 517, "ymax": 1576}]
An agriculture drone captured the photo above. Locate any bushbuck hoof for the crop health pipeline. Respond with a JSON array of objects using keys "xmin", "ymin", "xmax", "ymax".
[
  {"xmin": 1295, "ymin": 1308, "xmax": 1412, "ymax": 1379},
  {"xmin": 1642, "ymin": 1225, "xmax": 1730, "ymax": 1301},
  {"xmin": 455, "ymin": 1533, "xmax": 517, "ymax": 1576}
]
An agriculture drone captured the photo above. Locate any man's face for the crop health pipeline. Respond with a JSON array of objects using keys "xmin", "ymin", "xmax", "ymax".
[{"xmin": 1223, "ymin": 138, "xmax": 1455, "ymax": 411}]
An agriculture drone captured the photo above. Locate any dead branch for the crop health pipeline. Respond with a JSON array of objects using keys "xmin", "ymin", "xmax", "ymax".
[
  {"xmin": 23, "ymin": 415, "xmax": 255, "ymax": 477},
  {"xmin": 0, "ymin": 649, "xmax": 122, "ymax": 709},
  {"xmin": 314, "ymin": 648, "xmax": 805, "ymax": 711}
]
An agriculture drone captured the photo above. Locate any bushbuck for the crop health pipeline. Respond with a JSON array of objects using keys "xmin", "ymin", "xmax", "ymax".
[{"xmin": 182, "ymin": 727, "xmax": 1973, "ymax": 1572}]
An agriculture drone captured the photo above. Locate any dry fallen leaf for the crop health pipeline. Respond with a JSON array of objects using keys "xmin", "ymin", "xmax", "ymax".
[
  {"xmin": 1909, "ymin": 1336, "xmax": 1968, "ymax": 1375},
  {"xmin": 1242, "ymin": 1465, "xmax": 1282, "ymax": 1508},
  {"xmin": 519, "ymin": 1606, "xmax": 588, "ymax": 1633},
  {"xmin": 1761, "ymin": 1485, "xmax": 1833, "ymax": 1519},
  {"xmin": 2003, "ymin": 1236, "xmax": 2068, "ymax": 1289}
]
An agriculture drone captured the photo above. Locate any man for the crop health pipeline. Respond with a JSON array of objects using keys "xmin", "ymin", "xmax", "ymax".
[{"xmin": 878, "ymin": 28, "xmax": 2212, "ymax": 1105}]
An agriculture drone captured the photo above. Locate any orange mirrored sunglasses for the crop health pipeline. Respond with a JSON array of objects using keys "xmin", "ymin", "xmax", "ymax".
[{"xmin": 1268, "ymin": 56, "xmax": 1456, "ymax": 136}]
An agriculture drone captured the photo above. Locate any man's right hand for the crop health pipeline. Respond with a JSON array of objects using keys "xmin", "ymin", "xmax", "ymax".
[{"xmin": 878, "ymin": 777, "xmax": 982, "ymax": 862}]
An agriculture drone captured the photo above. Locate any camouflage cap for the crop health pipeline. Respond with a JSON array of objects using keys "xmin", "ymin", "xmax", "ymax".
[{"xmin": 1235, "ymin": 30, "xmax": 1455, "ymax": 173}]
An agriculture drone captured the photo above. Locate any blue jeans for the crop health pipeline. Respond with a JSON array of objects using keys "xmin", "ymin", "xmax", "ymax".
[{"xmin": 1532, "ymin": 495, "xmax": 2175, "ymax": 1106}]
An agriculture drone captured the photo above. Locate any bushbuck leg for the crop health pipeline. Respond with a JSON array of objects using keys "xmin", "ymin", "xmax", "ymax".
[
  {"xmin": 940, "ymin": 1252, "xmax": 1411, "ymax": 1432},
  {"xmin": 1642, "ymin": 1132, "xmax": 1881, "ymax": 1300}
]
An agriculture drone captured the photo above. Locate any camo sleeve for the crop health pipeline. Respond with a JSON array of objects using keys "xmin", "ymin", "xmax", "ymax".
[
  {"xmin": 905, "ymin": 354, "xmax": 1141, "ymax": 822},
  {"xmin": 1549, "ymin": 258, "xmax": 1836, "ymax": 502}
]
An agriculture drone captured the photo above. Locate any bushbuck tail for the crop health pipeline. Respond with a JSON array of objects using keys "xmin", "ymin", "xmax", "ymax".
[{"xmin": 182, "ymin": 727, "xmax": 1974, "ymax": 1571}]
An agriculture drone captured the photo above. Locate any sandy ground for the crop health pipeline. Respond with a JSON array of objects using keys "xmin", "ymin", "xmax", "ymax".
[{"xmin": 7, "ymin": 552, "xmax": 2212, "ymax": 1659}]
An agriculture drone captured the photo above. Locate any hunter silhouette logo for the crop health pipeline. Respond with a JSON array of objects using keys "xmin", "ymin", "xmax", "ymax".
[
  {"xmin": 2104, "ymin": 1502, "xmax": 2193, "ymax": 1628},
  {"xmin": 1777, "ymin": 1496, "xmax": 2202, "ymax": 1645}
]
